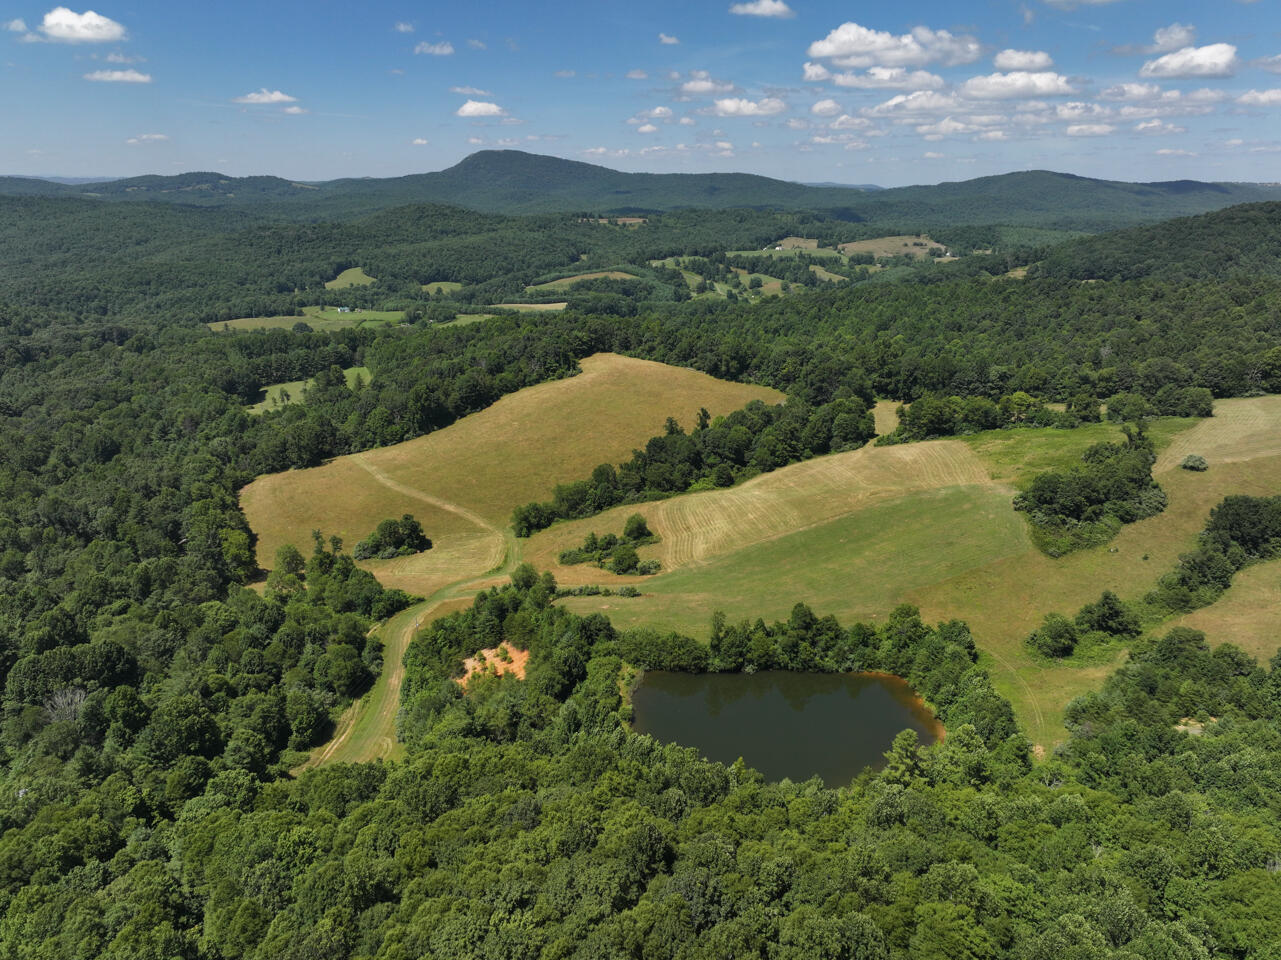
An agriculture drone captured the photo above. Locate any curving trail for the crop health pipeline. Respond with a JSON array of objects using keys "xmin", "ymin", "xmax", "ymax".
[{"xmin": 295, "ymin": 461, "xmax": 518, "ymax": 772}]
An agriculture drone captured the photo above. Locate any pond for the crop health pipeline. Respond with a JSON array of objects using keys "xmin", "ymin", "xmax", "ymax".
[{"xmin": 630, "ymin": 670, "xmax": 942, "ymax": 786}]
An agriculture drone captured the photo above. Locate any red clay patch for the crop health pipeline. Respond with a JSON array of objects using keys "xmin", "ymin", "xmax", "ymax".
[{"xmin": 458, "ymin": 646, "xmax": 529, "ymax": 687}]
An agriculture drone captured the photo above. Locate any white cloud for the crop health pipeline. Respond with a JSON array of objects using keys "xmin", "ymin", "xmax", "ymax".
[
  {"xmin": 1134, "ymin": 119, "xmax": 1185, "ymax": 134},
  {"xmin": 4, "ymin": 18, "xmax": 25, "ymax": 31},
  {"xmin": 976, "ymin": 130, "xmax": 1008, "ymax": 140},
  {"xmin": 1238, "ymin": 89, "xmax": 1281, "ymax": 106},
  {"xmin": 456, "ymin": 99, "xmax": 506, "ymax": 117},
  {"xmin": 553, "ymin": 69, "xmax": 575, "ymax": 78},
  {"xmin": 1141, "ymin": 43, "xmax": 1237, "ymax": 78},
  {"xmin": 679, "ymin": 116, "xmax": 695, "ymax": 125},
  {"xmin": 125, "ymin": 133, "xmax": 166, "ymax": 144},
  {"xmin": 636, "ymin": 106, "xmax": 673, "ymax": 120},
  {"xmin": 829, "ymin": 66, "xmax": 944, "ymax": 90},
  {"xmin": 467, "ymin": 136, "xmax": 485, "ymax": 144},
  {"xmin": 233, "ymin": 88, "xmax": 296, "ymax": 104},
  {"xmin": 450, "ymin": 85, "xmax": 491, "ymax": 96},
  {"xmin": 865, "ymin": 90, "xmax": 961, "ymax": 116},
  {"xmin": 807, "ymin": 22, "xmax": 981, "ymax": 68},
  {"xmin": 467, "ymin": 38, "xmax": 486, "ymax": 49},
  {"xmin": 411, "ymin": 137, "xmax": 429, "ymax": 145},
  {"xmin": 923, "ymin": 151, "xmax": 945, "ymax": 159},
  {"xmin": 84, "ymin": 68, "xmax": 149, "ymax": 83},
  {"xmin": 916, "ymin": 117, "xmax": 981, "ymax": 138},
  {"xmin": 1255, "ymin": 54, "xmax": 1281, "ymax": 74},
  {"xmin": 1156, "ymin": 148, "xmax": 1196, "ymax": 156},
  {"xmin": 1101, "ymin": 82, "xmax": 1165, "ymax": 101},
  {"xmin": 729, "ymin": 0, "xmax": 794, "ymax": 17},
  {"xmin": 394, "ymin": 21, "xmax": 413, "ymax": 33},
  {"xmin": 810, "ymin": 98, "xmax": 841, "ymax": 116},
  {"xmin": 283, "ymin": 105, "xmax": 308, "ymax": 115},
  {"xmin": 39, "ymin": 7, "xmax": 125, "ymax": 43},
  {"xmin": 626, "ymin": 69, "xmax": 647, "ymax": 79},
  {"xmin": 802, "ymin": 62, "xmax": 830, "ymax": 82},
  {"xmin": 681, "ymin": 72, "xmax": 734, "ymax": 95},
  {"xmin": 993, "ymin": 49, "xmax": 1052, "ymax": 70},
  {"xmin": 105, "ymin": 51, "xmax": 141, "ymax": 63},
  {"xmin": 1043, "ymin": 0, "xmax": 1127, "ymax": 5},
  {"xmin": 415, "ymin": 40, "xmax": 454, "ymax": 55},
  {"xmin": 659, "ymin": 32, "xmax": 679, "ymax": 44},
  {"xmin": 1056, "ymin": 102, "xmax": 1112, "ymax": 121},
  {"xmin": 961, "ymin": 71, "xmax": 1075, "ymax": 99},
  {"xmin": 1152, "ymin": 23, "xmax": 1196, "ymax": 53},
  {"xmin": 713, "ymin": 97, "xmax": 786, "ymax": 117},
  {"xmin": 1066, "ymin": 123, "xmax": 1115, "ymax": 136},
  {"xmin": 829, "ymin": 113, "xmax": 871, "ymax": 129},
  {"xmin": 637, "ymin": 123, "xmax": 658, "ymax": 133}
]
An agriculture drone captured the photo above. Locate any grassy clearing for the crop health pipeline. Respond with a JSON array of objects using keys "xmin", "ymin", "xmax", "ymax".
[
  {"xmin": 555, "ymin": 398, "xmax": 1281, "ymax": 748},
  {"xmin": 810, "ymin": 265, "xmax": 846, "ymax": 282},
  {"xmin": 1171, "ymin": 558, "xmax": 1281, "ymax": 664},
  {"xmin": 838, "ymin": 234, "xmax": 951, "ymax": 260},
  {"xmin": 872, "ymin": 400, "xmax": 900, "ymax": 437},
  {"xmin": 326, "ymin": 266, "xmax": 376, "ymax": 289},
  {"xmin": 422, "ymin": 281, "xmax": 463, "ymax": 295},
  {"xmin": 443, "ymin": 314, "xmax": 493, "ymax": 326},
  {"xmin": 247, "ymin": 366, "xmax": 369, "ymax": 415},
  {"xmin": 491, "ymin": 302, "xmax": 568, "ymax": 312},
  {"xmin": 241, "ymin": 353, "xmax": 782, "ymax": 585},
  {"xmin": 527, "ymin": 271, "xmax": 636, "ymax": 292},
  {"xmin": 729, "ymin": 246, "xmax": 844, "ymax": 261},
  {"xmin": 207, "ymin": 306, "xmax": 402, "ymax": 333}
]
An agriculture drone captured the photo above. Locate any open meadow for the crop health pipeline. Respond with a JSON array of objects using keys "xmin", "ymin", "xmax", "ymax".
[
  {"xmin": 247, "ymin": 365, "xmax": 369, "ymax": 414},
  {"xmin": 325, "ymin": 266, "xmax": 376, "ymax": 288}
]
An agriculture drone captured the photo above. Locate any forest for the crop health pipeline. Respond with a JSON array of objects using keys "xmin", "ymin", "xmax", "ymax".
[{"xmin": 1, "ymin": 168, "xmax": 1281, "ymax": 957}]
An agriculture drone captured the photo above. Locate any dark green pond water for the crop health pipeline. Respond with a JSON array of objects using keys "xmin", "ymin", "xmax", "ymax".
[{"xmin": 631, "ymin": 671, "xmax": 942, "ymax": 786}]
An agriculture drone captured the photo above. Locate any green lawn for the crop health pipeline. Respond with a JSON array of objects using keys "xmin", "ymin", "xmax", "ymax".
[
  {"xmin": 248, "ymin": 366, "xmax": 370, "ymax": 414},
  {"xmin": 326, "ymin": 267, "xmax": 376, "ymax": 289}
]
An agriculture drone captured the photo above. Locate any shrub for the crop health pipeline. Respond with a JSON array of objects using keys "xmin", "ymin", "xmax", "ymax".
[
  {"xmin": 1027, "ymin": 613, "xmax": 1079, "ymax": 658},
  {"xmin": 1181, "ymin": 454, "xmax": 1208, "ymax": 472}
]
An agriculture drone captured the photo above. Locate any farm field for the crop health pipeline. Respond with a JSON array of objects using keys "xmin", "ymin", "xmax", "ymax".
[
  {"xmin": 326, "ymin": 266, "xmax": 376, "ymax": 288},
  {"xmin": 838, "ymin": 234, "xmax": 951, "ymax": 259},
  {"xmin": 556, "ymin": 397, "xmax": 1281, "ymax": 748},
  {"xmin": 527, "ymin": 270, "xmax": 636, "ymax": 292},
  {"xmin": 490, "ymin": 301, "xmax": 568, "ymax": 312},
  {"xmin": 422, "ymin": 280, "xmax": 463, "ymax": 295},
  {"xmin": 247, "ymin": 366, "xmax": 369, "ymax": 415},
  {"xmin": 207, "ymin": 306, "xmax": 403, "ymax": 333},
  {"xmin": 240, "ymin": 353, "xmax": 783, "ymax": 594},
  {"xmin": 1171, "ymin": 557, "xmax": 1281, "ymax": 664}
]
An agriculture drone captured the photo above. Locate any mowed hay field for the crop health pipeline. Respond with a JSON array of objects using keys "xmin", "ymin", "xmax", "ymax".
[
  {"xmin": 558, "ymin": 396, "xmax": 1281, "ymax": 748},
  {"xmin": 241, "ymin": 354, "xmax": 782, "ymax": 596},
  {"xmin": 838, "ymin": 235, "xmax": 949, "ymax": 259},
  {"xmin": 527, "ymin": 271, "xmax": 636, "ymax": 292},
  {"xmin": 326, "ymin": 267, "xmax": 376, "ymax": 289}
]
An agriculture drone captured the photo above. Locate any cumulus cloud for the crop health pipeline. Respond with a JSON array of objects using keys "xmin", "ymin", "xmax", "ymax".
[
  {"xmin": 637, "ymin": 123, "xmax": 658, "ymax": 133},
  {"xmin": 977, "ymin": 130, "xmax": 1008, "ymax": 140},
  {"xmin": 1101, "ymin": 82, "xmax": 1165, "ymax": 101},
  {"xmin": 451, "ymin": 85, "xmax": 491, "ymax": 95},
  {"xmin": 467, "ymin": 38, "xmax": 486, "ymax": 49},
  {"xmin": 811, "ymin": 98, "xmax": 841, "ymax": 116},
  {"xmin": 923, "ymin": 151, "xmax": 945, "ymax": 159},
  {"xmin": 553, "ymin": 69, "xmax": 575, "ymax": 78},
  {"xmin": 415, "ymin": 40, "xmax": 454, "ymax": 55},
  {"xmin": 829, "ymin": 114, "xmax": 871, "ymax": 129},
  {"xmin": 1255, "ymin": 54, "xmax": 1281, "ymax": 74},
  {"xmin": 1116, "ymin": 23, "xmax": 1196, "ymax": 56},
  {"xmin": 233, "ymin": 88, "xmax": 296, "ymax": 103},
  {"xmin": 1056, "ymin": 102, "xmax": 1113, "ymax": 121},
  {"xmin": 680, "ymin": 116, "xmax": 695, "ymax": 125},
  {"xmin": 626, "ymin": 69, "xmax": 647, "ymax": 79},
  {"xmin": 105, "ymin": 51, "xmax": 141, "ymax": 63},
  {"xmin": 1066, "ymin": 123, "xmax": 1115, "ymax": 136},
  {"xmin": 84, "ymin": 68, "xmax": 149, "ymax": 82},
  {"xmin": 39, "ymin": 7, "xmax": 125, "ymax": 42},
  {"xmin": 993, "ymin": 49, "xmax": 1052, "ymax": 70},
  {"xmin": 4, "ymin": 18, "xmax": 25, "ymax": 31},
  {"xmin": 1156, "ymin": 148, "xmax": 1196, "ymax": 156},
  {"xmin": 828, "ymin": 66, "xmax": 945, "ymax": 90},
  {"xmin": 394, "ymin": 21, "xmax": 413, "ymax": 33},
  {"xmin": 960, "ymin": 71, "xmax": 1075, "ymax": 99},
  {"xmin": 864, "ymin": 90, "xmax": 961, "ymax": 116},
  {"xmin": 1141, "ymin": 43, "xmax": 1237, "ymax": 78},
  {"xmin": 411, "ymin": 137, "xmax": 428, "ymax": 144},
  {"xmin": 456, "ymin": 99, "xmax": 506, "ymax": 117},
  {"xmin": 1238, "ymin": 89, "xmax": 1281, "ymax": 106},
  {"xmin": 1135, "ymin": 119, "xmax": 1186, "ymax": 134},
  {"xmin": 283, "ymin": 105, "xmax": 308, "ymax": 115},
  {"xmin": 125, "ymin": 133, "xmax": 166, "ymax": 144},
  {"xmin": 659, "ymin": 32, "xmax": 679, "ymax": 44},
  {"xmin": 807, "ymin": 22, "xmax": 981, "ymax": 68},
  {"xmin": 713, "ymin": 97, "xmax": 786, "ymax": 117},
  {"xmin": 729, "ymin": 0, "xmax": 794, "ymax": 17},
  {"xmin": 681, "ymin": 71, "xmax": 734, "ymax": 95}
]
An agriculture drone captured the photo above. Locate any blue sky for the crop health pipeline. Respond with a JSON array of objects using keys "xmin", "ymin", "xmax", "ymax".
[{"xmin": 3, "ymin": 1, "xmax": 1280, "ymax": 186}]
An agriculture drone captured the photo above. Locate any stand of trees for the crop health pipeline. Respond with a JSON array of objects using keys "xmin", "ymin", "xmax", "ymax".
[{"xmin": 352, "ymin": 514, "xmax": 432, "ymax": 560}]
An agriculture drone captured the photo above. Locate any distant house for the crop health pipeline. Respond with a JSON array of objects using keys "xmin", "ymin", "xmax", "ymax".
[{"xmin": 336, "ymin": 306, "xmax": 351, "ymax": 313}]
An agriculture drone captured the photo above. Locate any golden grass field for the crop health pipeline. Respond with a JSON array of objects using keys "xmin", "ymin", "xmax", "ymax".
[
  {"xmin": 241, "ymin": 353, "xmax": 782, "ymax": 596},
  {"xmin": 491, "ymin": 301, "xmax": 568, "ymax": 312},
  {"xmin": 527, "ymin": 271, "xmax": 637, "ymax": 292},
  {"xmin": 838, "ymin": 234, "xmax": 951, "ymax": 260},
  {"xmin": 326, "ymin": 266, "xmax": 376, "ymax": 289}
]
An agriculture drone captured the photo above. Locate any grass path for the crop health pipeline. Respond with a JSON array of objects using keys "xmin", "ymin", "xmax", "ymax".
[{"xmin": 295, "ymin": 464, "xmax": 518, "ymax": 771}]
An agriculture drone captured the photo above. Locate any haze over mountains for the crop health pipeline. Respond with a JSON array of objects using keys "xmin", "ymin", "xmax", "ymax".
[{"xmin": 4, "ymin": 150, "xmax": 1281, "ymax": 231}]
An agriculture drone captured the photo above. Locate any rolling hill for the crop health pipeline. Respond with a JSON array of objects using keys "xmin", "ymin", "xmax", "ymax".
[{"xmin": 5, "ymin": 150, "xmax": 1281, "ymax": 229}]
